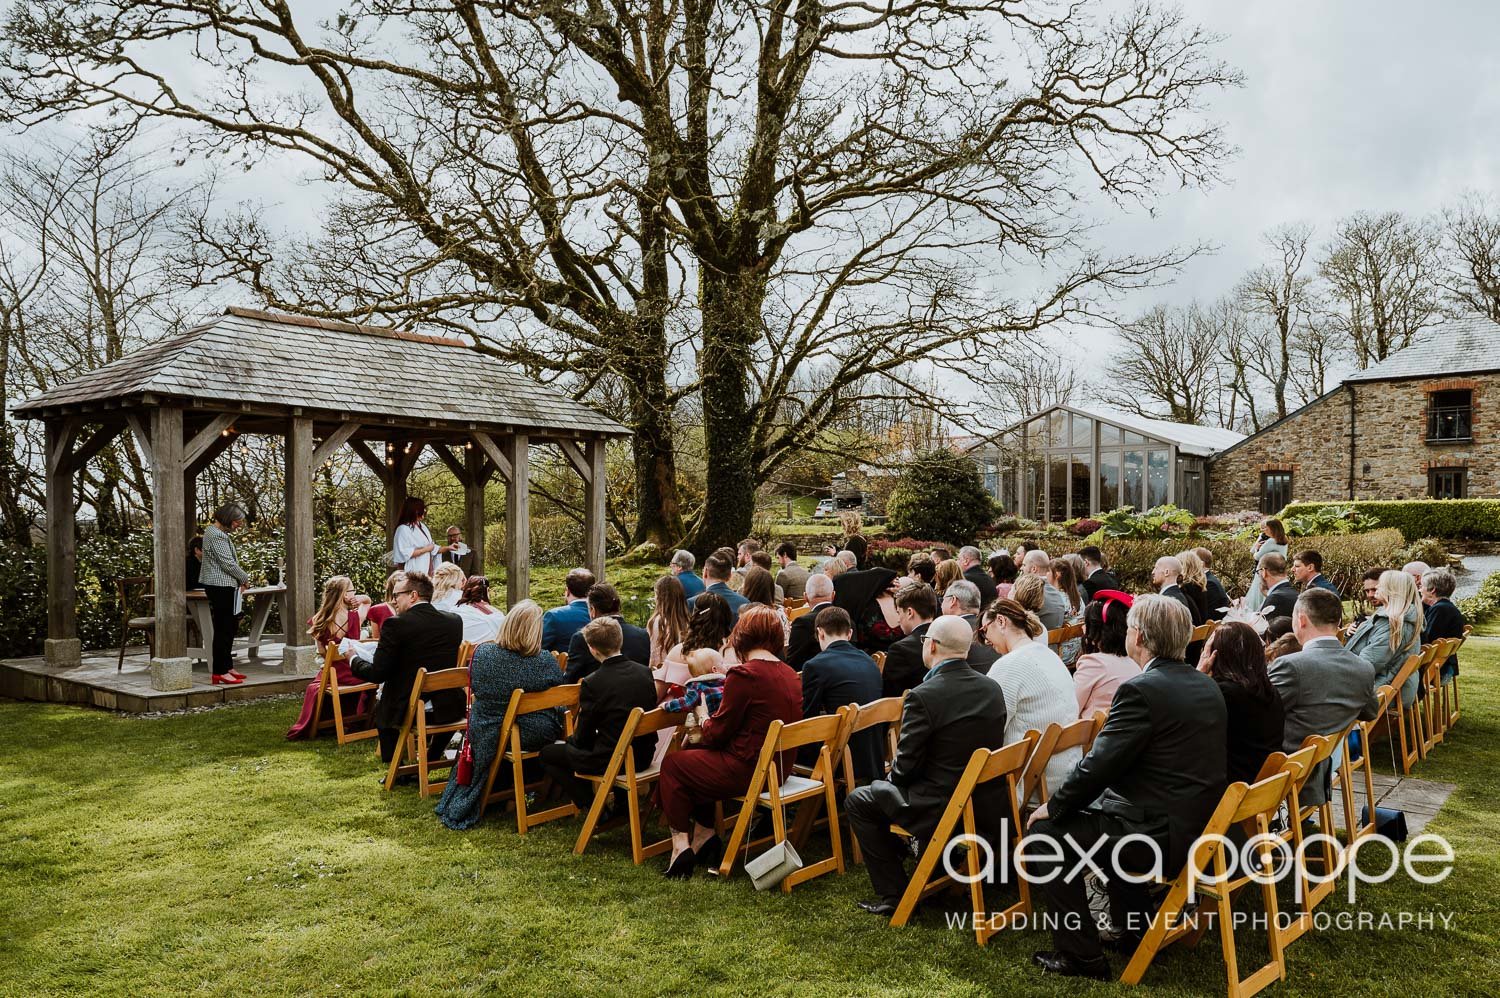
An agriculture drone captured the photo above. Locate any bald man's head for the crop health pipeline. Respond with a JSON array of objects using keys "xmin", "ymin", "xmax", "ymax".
[{"xmin": 924, "ymin": 615, "xmax": 974, "ymax": 668}]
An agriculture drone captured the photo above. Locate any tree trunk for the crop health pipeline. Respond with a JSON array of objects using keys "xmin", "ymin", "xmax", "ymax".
[{"xmin": 692, "ymin": 267, "xmax": 764, "ymax": 554}]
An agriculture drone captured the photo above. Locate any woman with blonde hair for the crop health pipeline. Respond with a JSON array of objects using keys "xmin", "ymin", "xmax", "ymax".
[
  {"xmin": 1346, "ymin": 569, "xmax": 1424, "ymax": 707},
  {"xmin": 431, "ymin": 562, "xmax": 466, "ymax": 610},
  {"xmin": 286, "ymin": 575, "xmax": 367, "ymax": 739},
  {"xmin": 435, "ymin": 600, "xmax": 564, "ymax": 830},
  {"xmin": 934, "ymin": 557, "xmax": 964, "ymax": 596},
  {"xmin": 1175, "ymin": 549, "xmax": 1212, "ymax": 624},
  {"xmin": 979, "ymin": 598, "xmax": 1080, "ymax": 796}
]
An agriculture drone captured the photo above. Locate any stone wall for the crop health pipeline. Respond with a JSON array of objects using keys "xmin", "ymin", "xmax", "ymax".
[{"xmin": 1208, "ymin": 374, "xmax": 1500, "ymax": 513}]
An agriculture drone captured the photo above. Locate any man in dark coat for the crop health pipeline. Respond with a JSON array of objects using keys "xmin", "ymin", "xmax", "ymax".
[
  {"xmin": 787, "ymin": 573, "xmax": 836, "ymax": 671},
  {"xmin": 885, "ymin": 584, "xmax": 995, "ymax": 694},
  {"xmin": 958, "ymin": 545, "xmax": 998, "ymax": 611},
  {"xmin": 565, "ymin": 582, "xmax": 651, "ymax": 682},
  {"xmin": 800, "ymin": 607, "xmax": 884, "ymax": 782},
  {"xmin": 1257, "ymin": 553, "xmax": 1299, "ymax": 621},
  {"xmin": 1079, "ymin": 546, "xmax": 1121, "ymax": 602}
]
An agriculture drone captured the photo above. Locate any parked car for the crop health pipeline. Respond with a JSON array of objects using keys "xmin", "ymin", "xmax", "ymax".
[{"xmin": 813, "ymin": 498, "xmax": 837, "ymax": 519}]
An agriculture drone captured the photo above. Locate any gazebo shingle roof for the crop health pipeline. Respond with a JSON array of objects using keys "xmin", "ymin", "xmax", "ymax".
[{"xmin": 15, "ymin": 306, "xmax": 629, "ymax": 437}]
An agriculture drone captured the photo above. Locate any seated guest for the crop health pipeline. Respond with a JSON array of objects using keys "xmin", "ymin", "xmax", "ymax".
[
  {"xmin": 1027, "ymin": 595, "xmax": 1227, "ymax": 980},
  {"xmin": 365, "ymin": 570, "xmax": 407, "ymax": 640},
  {"xmin": 774, "ymin": 542, "xmax": 809, "ymax": 600},
  {"xmin": 656, "ymin": 606, "xmax": 802, "ymax": 878},
  {"xmin": 1072, "ymin": 592, "xmax": 1141, "ymax": 718},
  {"xmin": 1021, "ymin": 550, "xmax": 1069, "ymax": 630},
  {"xmin": 1402, "ymin": 560, "xmax": 1430, "ymax": 592},
  {"xmin": 539, "ymin": 617, "xmax": 657, "ymax": 818},
  {"xmin": 1078, "ymin": 546, "xmax": 1119, "ymax": 602},
  {"xmin": 1196, "ymin": 621, "xmax": 1285, "ymax": 785},
  {"xmin": 565, "ymin": 583, "xmax": 652, "ymax": 682},
  {"xmin": 749, "ymin": 550, "xmax": 786, "ymax": 602},
  {"xmin": 887, "ymin": 582, "xmax": 994, "ymax": 690},
  {"xmin": 1346, "ymin": 569, "xmax": 1423, "ymax": 707},
  {"xmin": 689, "ymin": 553, "xmax": 750, "ymax": 620},
  {"xmin": 431, "ymin": 562, "xmax": 466, "ymax": 611},
  {"xmin": 1266, "ymin": 632, "xmax": 1301, "ymax": 662},
  {"xmin": 833, "ymin": 564, "xmax": 903, "ymax": 653},
  {"xmin": 657, "ymin": 593, "xmax": 735, "ymax": 699},
  {"xmin": 454, "ymin": 575, "xmax": 504, "ymax": 644},
  {"xmin": 435, "ymin": 601, "xmax": 563, "ymax": 830},
  {"xmin": 1421, "ymin": 567, "xmax": 1466, "ymax": 681},
  {"xmin": 941, "ymin": 580, "xmax": 1000, "ymax": 672},
  {"xmin": 186, "ymin": 535, "xmax": 204, "ymax": 591},
  {"xmin": 647, "ymin": 575, "xmax": 692, "ymax": 669},
  {"xmin": 1050, "ymin": 555, "xmax": 1086, "ymax": 665},
  {"xmin": 1354, "ymin": 567, "xmax": 1387, "ymax": 624},
  {"xmin": 907, "ymin": 554, "xmax": 936, "ymax": 588},
  {"xmin": 930, "ymin": 545, "xmax": 952, "ymax": 564},
  {"xmin": 734, "ymin": 538, "xmax": 762, "ymax": 588},
  {"xmin": 980, "ymin": 598, "xmax": 1081, "ymax": 797},
  {"xmin": 958, "ymin": 545, "xmax": 998, "ymax": 610},
  {"xmin": 1175, "ymin": 549, "xmax": 1213, "ymax": 624},
  {"xmin": 1270, "ymin": 589, "xmax": 1380, "ymax": 806},
  {"xmin": 287, "ymin": 575, "xmax": 369, "ymax": 739},
  {"xmin": 787, "ymin": 574, "xmax": 835, "ymax": 671},
  {"xmin": 845, "ymin": 616, "xmax": 1010, "ymax": 916},
  {"xmin": 1256, "ymin": 552, "xmax": 1298, "ymax": 621},
  {"xmin": 988, "ymin": 552, "xmax": 1019, "ymax": 599},
  {"xmin": 933, "ymin": 556, "xmax": 963, "ymax": 595},
  {"xmin": 741, "ymin": 564, "xmax": 788, "ymax": 624},
  {"xmin": 801, "ymin": 607, "xmax": 884, "ymax": 782},
  {"xmin": 1195, "ymin": 547, "xmax": 1231, "ymax": 621},
  {"xmin": 542, "ymin": 568, "xmax": 595, "ymax": 652},
  {"xmin": 1152, "ymin": 556, "xmax": 1204, "ymax": 626},
  {"xmin": 1292, "ymin": 549, "xmax": 1340, "ymax": 595},
  {"xmin": 669, "ymin": 549, "xmax": 706, "ymax": 599},
  {"xmin": 1262, "ymin": 614, "xmax": 1294, "ymax": 649},
  {"xmin": 351, "ymin": 572, "xmax": 467, "ymax": 768}
]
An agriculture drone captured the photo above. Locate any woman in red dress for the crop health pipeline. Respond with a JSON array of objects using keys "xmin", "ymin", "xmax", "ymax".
[
  {"xmin": 286, "ymin": 575, "xmax": 368, "ymax": 739},
  {"xmin": 656, "ymin": 605, "xmax": 802, "ymax": 878},
  {"xmin": 362, "ymin": 570, "xmax": 407, "ymax": 640}
]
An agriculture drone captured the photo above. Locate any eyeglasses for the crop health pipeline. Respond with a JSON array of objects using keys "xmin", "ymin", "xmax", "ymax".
[{"xmin": 393, "ymin": 588, "xmax": 416, "ymax": 598}]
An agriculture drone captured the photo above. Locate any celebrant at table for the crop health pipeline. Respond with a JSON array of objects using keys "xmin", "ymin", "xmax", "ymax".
[
  {"xmin": 200, "ymin": 503, "xmax": 251, "ymax": 685},
  {"xmin": 438, "ymin": 525, "xmax": 477, "ymax": 576}
]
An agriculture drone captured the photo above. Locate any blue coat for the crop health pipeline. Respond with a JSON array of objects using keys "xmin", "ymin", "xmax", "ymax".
[
  {"xmin": 690, "ymin": 581, "xmax": 749, "ymax": 621},
  {"xmin": 675, "ymin": 570, "xmax": 707, "ymax": 599},
  {"xmin": 1308, "ymin": 574, "xmax": 1341, "ymax": 597},
  {"xmin": 541, "ymin": 599, "xmax": 591, "ymax": 653},
  {"xmin": 1346, "ymin": 605, "xmax": 1421, "ymax": 706},
  {"xmin": 801, "ymin": 639, "xmax": 884, "ymax": 782}
]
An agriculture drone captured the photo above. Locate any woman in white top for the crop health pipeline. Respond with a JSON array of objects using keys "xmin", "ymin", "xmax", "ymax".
[
  {"xmin": 454, "ymin": 575, "xmax": 505, "ymax": 644},
  {"xmin": 1244, "ymin": 517, "xmax": 1289, "ymax": 613},
  {"xmin": 392, "ymin": 497, "xmax": 456, "ymax": 576},
  {"xmin": 980, "ymin": 597, "xmax": 1082, "ymax": 797},
  {"xmin": 431, "ymin": 562, "xmax": 466, "ymax": 612}
]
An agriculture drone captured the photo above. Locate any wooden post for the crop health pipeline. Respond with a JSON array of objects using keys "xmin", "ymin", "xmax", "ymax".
[
  {"xmin": 149, "ymin": 406, "xmax": 191, "ymax": 690},
  {"xmin": 583, "ymin": 438, "xmax": 607, "ymax": 581},
  {"xmin": 283, "ymin": 415, "xmax": 317, "ymax": 674},
  {"xmin": 43, "ymin": 419, "xmax": 80, "ymax": 667},
  {"xmin": 184, "ymin": 470, "xmax": 199, "ymax": 543},
  {"xmin": 464, "ymin": 445, "xmax": 489, "ymax": 576},
  {"xmin": 384, "ymin": 441, "xmax": 408, "ymax": 544},
  {"xmin": 504, "ymin": 433, "xmax": 530, "ymax": 607}
]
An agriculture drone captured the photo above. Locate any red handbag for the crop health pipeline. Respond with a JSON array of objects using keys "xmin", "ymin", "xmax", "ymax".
[{"xmin": 452, "ymin": 657, "xmax": 475, "ymax": 785}]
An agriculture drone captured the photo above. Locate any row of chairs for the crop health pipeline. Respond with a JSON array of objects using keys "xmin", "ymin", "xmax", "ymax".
[{"xmin": 1364, "ymin": 628, "xmax": 1470, "ymax": 778}]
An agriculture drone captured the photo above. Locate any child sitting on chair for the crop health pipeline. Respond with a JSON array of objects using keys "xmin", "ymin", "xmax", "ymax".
[{"xmin": 662, "ymin": 647, "xmax": 727, "ymax": 744}]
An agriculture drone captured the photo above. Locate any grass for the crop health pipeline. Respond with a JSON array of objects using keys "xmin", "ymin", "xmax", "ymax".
[{"xmin": 4, "ymin": 649, "xmax": 1500, "ymax": 996}]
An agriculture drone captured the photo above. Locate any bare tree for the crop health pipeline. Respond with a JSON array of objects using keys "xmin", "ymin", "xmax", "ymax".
[
  {"xmin": 1236, "ymin": 223, "xmax": 1321, "ymax": 421},
  {"xmin": 1319, "ymin": 211, "xmax": 1443, "ymax": 368},
  {"xmin": 1440, "ymin": 192, "xmax": 1500, "ymax": 322},
  {"xmin": 1104, "ymin": 303, "xmax": 1230, "ymax": 427},
  {"xmin": 979, "ymin": 339, "xmax": 1081, "ymax": 425}
]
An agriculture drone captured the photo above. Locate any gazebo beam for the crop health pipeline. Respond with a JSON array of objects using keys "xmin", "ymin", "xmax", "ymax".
[
  {"xmin": 43, "ymin": 419, "xmax": 81, "ymax": 668},
  {"xmin": 464, "ymin": 445, "xmax": 492, "ymax": 577},
  {"xmin": 183, "ymin": 413, "xmax": 237, "ymax": 468},
  {"xmin": 148, "ymin": 406, "xmax": 191, "ymax": 691},
  {"xmin": 504, "ymin": 433, "xmax": 530, "ymax": 607},
  {"xmin": 283, "ymin": 415, "xmax": 318, "ymax": 675},
  {"xmin": 583, "ymin": 438, "xmax": 607, "ymax": 581},
  {"xmin": 311, "ymin": 421, "xmax": 360, "ymax": 469}
]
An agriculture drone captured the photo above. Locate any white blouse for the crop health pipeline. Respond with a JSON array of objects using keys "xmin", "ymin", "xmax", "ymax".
[
  {"xmin": 987, "ymin": 640, "xmax": 1083, "ymax": 795},
  {"xmin": 454, "ymin": 603, "xmax": 504, "ymax": 644},
  {"xmin": 393, "ymin": 521, "xmax": 435, "ymax": 575}
]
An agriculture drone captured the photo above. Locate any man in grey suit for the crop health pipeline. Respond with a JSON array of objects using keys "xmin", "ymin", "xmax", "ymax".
[
  {"xmin": 1022, "ymin": 550, "xmax": 1069, "ymax": 630},
  {"xmin": 1268, "ymin": 588, "xmax": 1380, "ymax": 805}
]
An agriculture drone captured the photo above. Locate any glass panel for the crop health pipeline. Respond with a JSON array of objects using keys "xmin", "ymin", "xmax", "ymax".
[
  {"xmin": 1147, "ymin": 449, "xmax": 1169, "ymax": 508},
  {"xmin": 1099, "ymin": 421, "xmax": 1121, "ymax": 445},
  {"xmin": 1026, "ymin": 413, "xmax": 1047, "ymax": 448},
  {"xmin": 1124, "ymin": 431, "xmax": 1147, "ymax": 445},
  {"xmin": 1098, "ymin": 450, "xmax": 1121, "ymax": 511},
  {"xmin": 1027, "ymin": 455, "xmax": 1045, "ymax": 520},
  {"xmin": 1260, "ymin": 471, "xmax": 1293, "ymax": 513},
  {"xmin": 1124, "ymin": 450, "xmax": 1145, "ymax": 509},
  {"xmin": 1049, "ymin": 410, "xmax": 1067, "ymax": 450},
  {"xmin": 984, "ymin": 461, "xmax": 999, "ymax": 497},
  {"xmin": 1001, "ymin": 466, "xmax": 1019, "ymax": 513},
  {"xmin": 1049, "ymin": 455, "xmax": 1068, "ymax": 522},
  {"xmin": 1071, "ymin": 451, "xmax": 1092, "ymax": 518},
  {"xmin": 1071, "ymin": 415, "xmax": 1092, "ymax": 448}
]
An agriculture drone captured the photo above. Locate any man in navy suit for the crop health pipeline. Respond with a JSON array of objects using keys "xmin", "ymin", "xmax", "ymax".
[
  {"xmin": 1292, "ymin": 550, "xmax": 1341, "ymax": 597},
  {"xmin": 564, "ymin": 582, "xmax": 652, "ymax": 682},
  {"xmin": 688, "ymin": 554, "xmax": 749, "ymax": 621},
  {"xmin": 801, "ymin": 607, "xmax": 884, "ymax": 782},
  {"xmin": 669, "ymin": 549, "xmax": 706, "ymax": 599},
  {"xmin": 542, "ymin": 567, "xmax": 595, "ymax": 652}
]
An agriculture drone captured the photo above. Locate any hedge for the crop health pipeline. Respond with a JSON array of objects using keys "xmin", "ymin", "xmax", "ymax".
[
  {"xmin": 1280, "ymin": 500, "xmax": 1500, "ymax": 542},
  {"xmin": 1459, "ymin": 570, "xmax": 1500, "ymax": 626}
]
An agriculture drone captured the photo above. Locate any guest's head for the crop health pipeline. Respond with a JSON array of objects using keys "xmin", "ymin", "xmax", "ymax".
[
  {"xmin": 309, "ymin": 575, "xmax": 354, "ymax": 637},
  {"xmin": 1125, "ymin": 594, "xmax": 1192, "ymax": 665},
  {"xmin": 1402, "ymin": 560, "xmax": 1430, "ymax": 590},
  {"xmin": 821, "ymin": 556, "xmax": 846, "ymax": 580},
  {"xmin": 1292, "ymin": 587, "xmax": 1343, "ymax": 645},
  {"xmin": 836, "ymin": 549, "xmax": 859, "ymax": 570},
  {"xmin": 930, "ymin": 545, "xmax": 952, "ymax": 563},
  {"xmin": 1361, "ymin": 567, "xmax": 1386, "ymax": 606},
  {"xmin": 729, "ymin": 604, "xmax": 787, "ymax": 661},
  {"xmin": 587, "ymin": 582, "xmax": 622, "ymax": 618},
  {"xmin": 1291, "ymin": 549, "xmax": 1323, "ymax": 585},
  {"xmin": 1151, "ymin": 556, "xmax": 1182, "ymax": 588},
  {"xmin": 1195, "ymin": 546, "xmax": 1215, "ymax": 570},
  {"xmin": 383, "ymin": 570, "xmax": 408, "ymax": 604},
  {"xmin": 1257, "ymin": 552, "xmax": 1288, "ymax": 588},
  {"xmin": 669, "ymin": 549, "xmax": 696, "ymax": 576},
  {"xmin": 805, "ymin": 573, "xmax": 834, "ymax": 605},
  {"xmin": 652, "ymin": 575, "xmax": 691, "ymax": 646},
  {"xmin": 188, "ymin": 535, "xmax": 204, "ymax": 561},
  {"xmin": 815, "ymin": 606, "xmax": 855, "ymax": 650},
  {"xmin": 980, "ymin": 597, "xmax": 1045, "ymax": 654},
  {"xmin": 498, "ymin": 600, "xmax": 544, "ymax": 657},
  {"xmin": 1422, "ymin": 567, "xmax": 1456, "ymax": 606},
  {"xmin": 934, "ymin": 557, "xmax": 963, "ymax": 593},
  {"xmin": 1176, "ymin": 549, "xmax": 1207, "ymax": 590},
  {"xmin": 923, "ymin": 615, "xmax": 974, "ymax": 668},
  {"xmin": 685, "ymin": 646, "xmax": 725, "ymax": 678},
  {"xmin": 957, "ymin": 545, "xmax": 982, "ymax": 570},
  {"xmin": 703, "ymin": 554, "xmax": 733, "ymax": 583},
  {"xmin": 1010, "ymin": 573, "xmax": 1045, "ymax": 615},
  {"xmin": 713, "ymin": 546, "xmax": 738, "ymax": 567},
  {"xmin": 446, "ymin": 525, "xmax": 464, "ymax": 546},
  {"xmin": 741, "ymin": 566, "xmax": 777, "ymax": 607},
  {"xmin": 1262, "ymin": 614, "xmax": 1294, "ymax": 646},
  {"xmin": 941, "ymin": 579, "xmax": 981, "ymax": 618},
  {"xmin": 1082, "ymin": 592, "xmax": 1132, "ymax": 657},
  {"xmin": 1022, "ymin": 549, "xmax": 1051, "ymax": 577},
  {"xmin": 1051, "ymin": 555, "xmax": 1083, "ymax": 611},
  {"xmin": 907, "ymin": 554, "xmax": 937, "ymax": 586},
  {"xmin": 1376, "ymin": 569, "xmax": 1422, "ymax": 633},
  {"xmin": 582, "ymin": 616, "xmax": 624, "ymax": 661},
  {"xmin": 565, "ymin": 567, "xmax": 596, "ymax": 599},
  {"xmin": 774, "ymin": 541, "xmax": 798, "ymax": 567},
  {"xmin": 737, "ymin": 538, "xmax": 762, "ymax": 566},
  {"xmin": 1262, "ymin": 517, "xmax": 1288, "ymax": 546},
  {"xmin": 749, "ymin": 550, "xmax": 774, "ymax": 573},
  {"xmin": 988, "ymin": 552, "xmax": 1018, "ymax": 586},
  {"xmin": 683, "ymin": 592, "xmax": 734, "ymax": 654},
  {"xmin": 432, "ymin": 562, "xmax": 465, "ymax": 604},
  {"xmin": 1079, "ymin": 545, "xmax": 1106, "ymax": 571},
  {"xmin": 396, "ymin": 496, "xmax": 427, "ymax": 526},
  {"xmin": 895, "ymin": 582, "xmax": 940, "ymax": 632},
  {"xmin": 1266, "ymin": 633, "xmax": 1302, "ymax": 662},
  {"xmin": 212, "ymin": 502, "xmax": 247, "ymax": 530},
  {"xmin": 1202, "ymin": 620, "xmax": 1275, "ymax": 699},
  {"xmin": 399, "ymin": 571, "xmax": 434, "ymax": 608},
  {"xmin": 460, "ymin": 575, "xmax": 491, "ymax": 606}
]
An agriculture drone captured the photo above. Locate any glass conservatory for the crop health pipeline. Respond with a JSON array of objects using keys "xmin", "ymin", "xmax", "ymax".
[{"xmin": 974, "ymin": 404, "xmax": 1245, "ymax": 522}]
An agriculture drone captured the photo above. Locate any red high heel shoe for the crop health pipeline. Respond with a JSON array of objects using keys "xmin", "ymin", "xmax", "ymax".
[
  {"xmin": 228, "ymin": 669, "xmax": 246, "ymax": 680},
  {"xmin": 210, "ymin": 673, "xmax": 244, "ymax": 685}
]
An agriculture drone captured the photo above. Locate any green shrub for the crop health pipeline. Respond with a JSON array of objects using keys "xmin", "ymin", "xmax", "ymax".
[
  {"xmin": 1093, "ymin": 505, "xmax": 1196, "ymax": 540},
  {"xmin": 1395, "ymin": 537, "xmax": 1451, "ymax": 569},
  {"xmin": 1278, "ymin": 503, "xmax": 1380, "ymax": 537},
  {"xmin": 885, "ymin": 450, "xmax": 997, "ymax": 547},
  {"xmin": 1280, "ymin": 499, "xmax": 1500, "ymax": 542},
  {"xmin": 1459, "ymin": 570, "xmax": 1500, "ymax": 625}
]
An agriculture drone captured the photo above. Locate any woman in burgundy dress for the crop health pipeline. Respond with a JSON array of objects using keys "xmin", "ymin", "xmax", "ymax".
[
  {"xmin": 286, "ymin": 575, "xmax": 368, "ymax": 739},
  {"xmin": 656, "ymin": 605, "xmax": 802, "ymax": 878}
]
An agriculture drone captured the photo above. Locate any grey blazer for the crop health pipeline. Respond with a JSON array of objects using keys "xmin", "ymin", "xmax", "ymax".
[{"xmin": 1267, "ymin": 637, "xmax": 1380, "ymax": 805}]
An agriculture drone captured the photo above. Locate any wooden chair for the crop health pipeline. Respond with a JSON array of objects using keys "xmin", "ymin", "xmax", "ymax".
[
  {"xmin": 1444, "ymin": 625, "xmax": 1471, "ymax": 729},
  {"xmin": 889, "ymin": 731, "xmax": 1039, "ymax": 946},
  {"xmin": 1374, "ymin": 650, "xmax": 1427, "ymax": 775},
  {"xmin": 1332, "ymin": 684, "xmax": 1396, "ymax": 843},
  {"xmin": 839, "ymin": 696, "xmax": 904, "ymax": 790},
  {"xmin": 382, "ymin": 667, "xmax": 471, "ymax": 797},
  {"xmin": 480, "ymin": 683, "xmax": 582, "ymax": 833},
  {"xmin": 457, "ymin": 641, "xmax": 479, "ymax": 670},
  {"xmin": 870, "ymin": 651, "xmax": 886, "ymax": 672},
  {"xmin": 1045, "ymin": 623, "xmax": 1084, "ymax": 653},
  {"xmin": 1189, "ymin": 620, "xmax": 1217, "ymax": 644},
  {"xmin": 1419, "ymin": 640, "xmax": 1452, "ymax": 754},
  {"xmin": 116, "ymin": 576, "xmax": 156, "ymax": 671},
  {"xmin": 1262, "ymin": 735, "xmax": 1345, "ymax": 945},
  {"xmin": 553, "ymin": 651, "xmax": 568, "ymax": 674},
  {"xmin": 1019, "ymin": 715, "xmax": 1098, "ymax": 815},
  {"xmin": 1084, "ymin": 708, "xmax": 1108, "ymax": 750},
  {"xmin": 573, "ymin": 707, "xmax": 688, "ymax": 863},
  {"xmin": 717, "ymin": 710, "xmax": 848, "ymax": 892},
  {"xmin": 787, "ymin": 604, "xmax": 813, "ymax": 622},
  {"xmin": 1120, "ymin": 769, "xmax": 1293, "ymax": 997},
  {"xmin": 782, "ymin": 596, "xmax": 807, "ymax": 611},
  {"xmin": 307, "ymin": 644, "xmax": 379, "ymax": 744}
]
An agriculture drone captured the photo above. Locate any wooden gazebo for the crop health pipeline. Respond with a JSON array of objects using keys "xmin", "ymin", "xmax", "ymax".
[{"xmin": 16, "ymin": 307, "xmax": 629, "ymax": 691}]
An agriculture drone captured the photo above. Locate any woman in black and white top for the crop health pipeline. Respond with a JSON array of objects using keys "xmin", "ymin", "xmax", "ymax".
[{"xmin": 200, "ymin": 503, "xmax": 251, "ymax": 685}]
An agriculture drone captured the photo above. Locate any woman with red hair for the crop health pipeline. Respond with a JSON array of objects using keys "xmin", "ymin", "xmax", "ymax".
[{"xmin": 655, "ymin": 604, "xmax": 802, "ymax": 878}]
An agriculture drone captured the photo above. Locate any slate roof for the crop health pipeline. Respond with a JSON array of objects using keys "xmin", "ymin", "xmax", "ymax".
[
  {"xmin": 1342, "ymin": 315, "xmax": 1500, "ymax": 382},
  {"xmin": 977, "ymin": 403, "xmax": 1245, "ymax": 458},
  {"xmin": 15, "ymin": 307, "xmax": 629, "ymax": 437}
]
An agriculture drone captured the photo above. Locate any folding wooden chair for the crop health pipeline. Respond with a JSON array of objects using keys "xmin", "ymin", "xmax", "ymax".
[
  {"xmin": 1083, "ymin": 708, "xmax": 1107, "ymax": 750},
  {"xmin": 480, "ymin": 683, "xmax": 582, "ymax": 833},
  {"xmin": 115, "ymin": 575, "xmax": 156, "ymax": 671},
  {"xmin": 308, "ymin": 644, "xmax": 379, "ymax": 744},
  {"xmin": 382, "ymin": 667, "xmax": 471, "ymax": 797},
  {"xmin": 1019, "ymin": 715, "xmax": 1097, "ymax": 815},
  {"xmin": 1045, "ymin": 623, "xmax": 1084, "ymax": 654},
  {"xmin": 1260, "ymin": 735, "xmax": 1345, "ymax": 946},
  {"xmin": 1189, "ymin": 620, "xmax": 1217, "ymax": 644},
  {"xmin": 1444, "ymin": 625, "xmax": 1471, "ymax": 729},
  {"xmin": 889, "ymin": 731, "xmax": 1039, "ymax": 945},
  {"xmin": 573, "ymin": 707, "xmax": 688, "ymax": 863},
  {"xmin": 782, "ymin": 596, "xmax": 807, "ymax": 611},
  {"xmin": 1120, "ymin": 770, "xmax": 1294, "ymax": 997},
  {"xmin": 553, "ymin": 651, "xmax": 568, "ymax": 674},
  {"xmin": 1419, "ymin": 641, "xmax": 1451, "ymax": 754},
  {"xmin": 787, "ymin": 604, "xmax": 813, "ymax": 622},
  {"xmin": 1332, "ymin": 684, "xmax": 1396, "ymax": 843},
  {"xmin": 836, "ymin": 696, "xmax": 904, "ymax": 865},
  {"xmin": 1385, "ymin": 649, "xmax": 1429, "ymax": 773},
  {"xmin": 870, "ymin": 651, "xmax": 886, "ymax": 672},
  {"xmin": 457, "ymin": 641, "xmax": 478, "ymax": 670},
  {"xmin": 717, "ymin": 710, "xmax": 847, "ymax": 892}
]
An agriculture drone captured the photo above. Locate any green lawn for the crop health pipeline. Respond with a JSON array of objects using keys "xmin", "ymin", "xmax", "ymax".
[{"xmin": 4, "ymin": 646, "xmax": 1500, "ymax": 995}]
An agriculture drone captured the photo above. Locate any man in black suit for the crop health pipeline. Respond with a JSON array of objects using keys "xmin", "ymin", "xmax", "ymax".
[
  {"xmin": 540, "ymin": 617, "xmax": 658, "ymax": 816},
  {"xmin": 351, "ymin": 571, "xmax": 467, "ymax": 766},
  {"xmin": 436, "ymin": 525, "xmax": 478, "ymax": 576},
  {"xmin": 787, "ymin": 573, "xmax": 835, "ymax": 671},
  {"xmin": 1027, "ymin": 594, "xmax": 1227, "ymax": 980},
  {"xmin": 958, "ymin": 545, "xmax": 998, "ymax": 611},
  {"xmin": 564, "ymin": 582, "xmax": 651, "ymax": 682},
  {"xmin": 1195, "ymin": 547, "xmax": 1232, "ymax": 621},
  {"xmin": 1079, "ymin": 546, "xmax": 1121, "ymax": 602},
  {"xmin": 885, "ymin": 584, "xmax": 994, "ymax": 694},
  {"xmin": 1152, "ymin": 556, "xmax": 1204, "ymax": 626},
  {"xmin": 801, "ymin": 607, "xmax": 885, "ymax": 782},
  {"xmin": 1257, "ymin": 552, "xmax": 1299, "ymax": 621},
  {"xmin": 845, "ymin": 616, "xmax": 1010, "ymax": 916}
]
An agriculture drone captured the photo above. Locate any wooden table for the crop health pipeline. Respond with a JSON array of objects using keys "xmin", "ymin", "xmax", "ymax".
[{"xmin": 148, "ymin": 585, "xmax": 287, "ymax": 662}]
